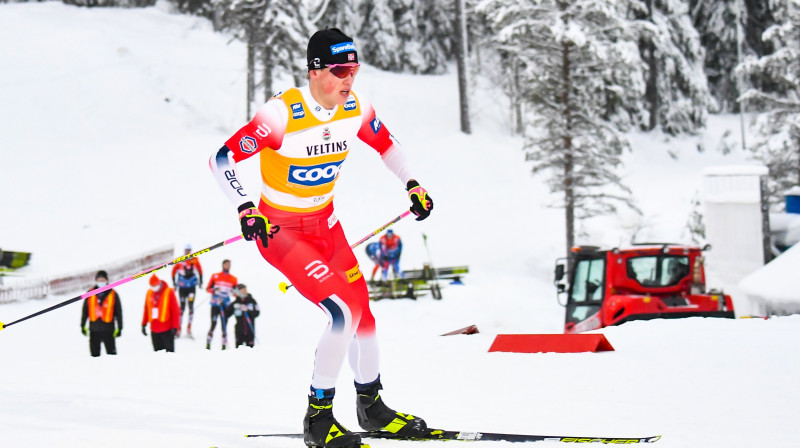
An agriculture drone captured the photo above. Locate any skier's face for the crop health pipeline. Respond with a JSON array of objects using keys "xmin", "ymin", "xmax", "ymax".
[{"xmin": 309, "ymin": 64, "xmax": 357, "ymax": 109}]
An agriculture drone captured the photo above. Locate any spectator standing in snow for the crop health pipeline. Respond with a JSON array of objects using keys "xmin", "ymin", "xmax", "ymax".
[
  {"xmin": 141, "ymin": 274, "xmax": 181, "ymax": 352},
  {"xmin": 171, "ymin": 244, "xmax": 203, "ymax": 338},
  {"xmin": 225, "ymin": 284, "xmax": 260, "ymax": 348},
  {"xmin": 205, "ymin": 259, "xmax": 237, "ymax": 350},
  {"xmin": 379, "ymin": 229, "xmax": 403, "ymax": 281},
  {"xmin": 80, "ymin": 270, "xmax": 123, "ymax": 357},
  {"xmin": 208, "ymin": 28, "xmax": 435, "ymax": 448}
]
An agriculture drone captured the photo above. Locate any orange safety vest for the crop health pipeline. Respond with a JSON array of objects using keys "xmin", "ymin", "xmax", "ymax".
[
  {"xmin": 88, "ymin": 290, "xmax": 116, "ymax": 323},
  {"xmin": 145, "ymin": 287, "xmax": 172, "ymax": 323}
]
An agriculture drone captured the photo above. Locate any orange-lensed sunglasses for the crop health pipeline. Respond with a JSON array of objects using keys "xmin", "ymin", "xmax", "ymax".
[{"xmin": 327, "ymin": 64, "xmax": 360, "ymax": 79}]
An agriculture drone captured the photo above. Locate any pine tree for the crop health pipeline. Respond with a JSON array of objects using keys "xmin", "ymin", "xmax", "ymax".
[
  {"xmin": 630, "ymin": 0, "xmax": 709, "ymax": 135},
  {"xmin": 212, "ymin": 0, "xmax": 311, "ymax": 116},
  {"xmin": 479, "ymin": 0, "xmax": 644, "ymax": 254},
  {"xmin": 212, "ymin": 0, "xmax": 266, "ymax": 118},
  {"xmin": 358, "ymin": 1, "xmax": 400, "ymax": 70},
  {"xmin": 310, "ymin": 0, "xmax": 359, "ymax": 33},
  {"xmin": 259, "ymin": 0, "xmax": 313, "ymax": 97},
  {"xmin": 392, "ymin": 0, "xmax": 426, "ymax": 73},
  {"xmin": 417, "ymin": 0, "xmax": 453, "ymax": 74},
  {"xmin": 357, "ymin": 0, "xmax": 452, "ymax": 74},
  {"xmin": 689, "ymin": 0, "xmax": 778, "ymax": 113},
  {"xmin": 738, "ymin": 1, "xmax": 800, "ymax": 209},
  {"xmin": 689, "ymin": 0, "xmax": 741, "ymax": 112}
]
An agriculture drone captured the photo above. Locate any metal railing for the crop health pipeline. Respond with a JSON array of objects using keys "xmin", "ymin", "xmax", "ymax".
[{"xmin": 0, "ymin": 245, "xmax": 174, "ymax": 304}]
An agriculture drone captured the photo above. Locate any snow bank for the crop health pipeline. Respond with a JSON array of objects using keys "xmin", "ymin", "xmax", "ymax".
[{"xmin": 739, "ymin": 242, "xmax": 800, "ymax": 315}]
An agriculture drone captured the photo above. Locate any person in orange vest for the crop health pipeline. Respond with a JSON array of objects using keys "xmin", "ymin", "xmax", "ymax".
[
  {"xmin": 80, "ymin": 270, "xmax": 123, "ymax": 357},
  {"xmin": 171, "ymin": 244, "xmax": 203, "ymax": 338},
  {"xmin": 205, "ymin": 259, "xmax": 238, "ymax": 350},
  {"xmin": 141, "ymin": 274, "xmax": 181, "ymax": 352}
]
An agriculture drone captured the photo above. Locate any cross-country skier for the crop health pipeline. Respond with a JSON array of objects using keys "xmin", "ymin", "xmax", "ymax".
[
  {"xmin": 172, "ymin": 244, "xmax": 203, "ymax": 338},
  {"xmin": 364, "ymin": 242, "xmax": 382, "ymax": 281},
  {"xmin": 80, "ymin": 270, "xmax": 123, "ymax": 357},
  {"xmin": 379, "ymin": 229, "xmax": 403, "ymax": 281},
  {"xmin": 205, "ymin": 259, "xmax": 237, "ymax": 350},
  {"xmin": 209, "ymin": 27, "xmax": 434, "ymax": 448},
  {"xmin": 224, "ymin": 284, "xmax": 260, "ymax": 348}
]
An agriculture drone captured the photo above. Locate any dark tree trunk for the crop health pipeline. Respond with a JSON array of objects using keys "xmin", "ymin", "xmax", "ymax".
[
  {"xmin": 644, "ymin": 0, "xmax": 658, "ymax": 131},
  {"xmin": 246, "ymin": 30, "xmax": 256, "ymax": 120},
  {"xmin": 760, "ymin": 175, "xmax": 773, "ymax": 264},
  {"xmin": 743, "ymin": 0, "xmax": 776, "ymax": 57},
  {"xmin": 262, "ymin": 45, "xmax": 273, "ymax": 102},
  {"xmin": 512, "ymin": 58, "xmax": 524, "ymax": 135},
  {"xmin": 454, "ymin": 0, "xmax": 471, "ymax": 134},
  {"xmin": 562, "ymin": 39, "xmax": 574, "ymax": 256}
]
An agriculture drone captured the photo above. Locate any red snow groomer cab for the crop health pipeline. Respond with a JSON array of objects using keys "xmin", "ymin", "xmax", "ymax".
[{"xmin": 554, "ymin": 244, "xmax": 735, "ymax": 334}]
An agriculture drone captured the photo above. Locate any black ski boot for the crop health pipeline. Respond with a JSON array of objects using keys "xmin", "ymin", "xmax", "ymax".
[
  {"xmin": 355, "ymin": 378, "xmax": 429, "ymax": 437},
  {"xmin": 304, "ymin": 388, "xmax": 364, "ymax": 448}
]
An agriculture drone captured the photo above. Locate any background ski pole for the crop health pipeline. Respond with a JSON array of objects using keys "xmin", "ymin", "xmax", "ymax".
[
  {"xmin": 278, "ymin": 210, "xmax": 412, "ymax": 293},
  {"xmin": 0, "ymin": 235, "xmax": 244, "ymax": 332},
  {"xmin": 422, "ymin": 233, "xmax": 442, "ymax": 299},
  {"xmin": 244, "ymin": 312, "xmax": 259, "ymax": 345}
]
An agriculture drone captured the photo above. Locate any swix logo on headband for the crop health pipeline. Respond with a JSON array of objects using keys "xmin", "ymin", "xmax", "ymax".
[{"xmin": 330, "ymin": 42, "xmax": 356, "ymax": 55}]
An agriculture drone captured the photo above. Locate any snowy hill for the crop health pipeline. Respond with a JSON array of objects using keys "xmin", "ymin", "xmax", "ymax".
[{"xmin": 1, "ymin": 3, "xmax": 798, "ymax": 448}]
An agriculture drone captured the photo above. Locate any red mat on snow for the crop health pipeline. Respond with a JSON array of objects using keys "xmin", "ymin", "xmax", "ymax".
[{"xmin": 488, "ymin": 334, "xmax": 614, "ymax": 353}]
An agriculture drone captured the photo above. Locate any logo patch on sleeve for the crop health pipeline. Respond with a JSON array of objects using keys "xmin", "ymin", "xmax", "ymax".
[
  {"xmin": 371, "ymin": 117, "xmax": 382, "ymax": 134},
  {"xmin": 239, "ymin": 136, "xmax": 257, "ymax": 154}
]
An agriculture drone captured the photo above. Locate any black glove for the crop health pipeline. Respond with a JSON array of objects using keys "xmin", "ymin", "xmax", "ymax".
[
  {"xmin": 114, "ymin": 328, "xmax": 121, "ymax": 338},
  {"xmin": 170, "ymin": 328, "xmax": 177, "ymax": 337},
  {"xmin": 81, "ymin": 326, "xmax": 88, "ymax": 336},
  {"xmin": 141, "ymin": 325, "xmax": 147, "ymax": 336},
  {"xmin": 238, "ymin": 201, "xmax": 279, "ymax": 248},
  {"xmin": 407, "ymin": 180, "xmax": 434, "ymax": 221}
]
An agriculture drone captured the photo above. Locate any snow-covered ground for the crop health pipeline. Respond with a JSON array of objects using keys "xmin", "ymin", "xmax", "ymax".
[{"xmin": 1, "ymin": 3, "xmax": 798, "ymax": 448}]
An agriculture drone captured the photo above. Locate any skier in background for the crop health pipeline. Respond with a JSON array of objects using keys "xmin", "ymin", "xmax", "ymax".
[
  {"xmin": 208, "ymin": 27, "xmax": 435, "ymax": 448},
  {"xmin": 379, "ymin": 229, "xmax": 403, "ymax": 281},
  {"xmin": 365, "ymin": 241, "xmax": 383, "ymax": 281},
  {"xmin": 205, "ymin": 259, "xmax": 237, "ymax": 350},
  {"xmin": 141, "ymin": 274, "xmax": 180, "ymax": 352},
  {"xmin": 80, "ymin": 270, "xmax": 122, "ymax": 357},
  {"xmin": 172, "ymin": 244, "xmax": 203, "ymax": 338},
  {"xmin": 225, "ymin": 284, "xmax": 260, "ymax": 348}
]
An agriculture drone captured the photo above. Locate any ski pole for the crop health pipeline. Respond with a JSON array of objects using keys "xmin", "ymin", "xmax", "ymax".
[
  {"xmin": 243, "ymin": 311, "xmax": 259, "ymax": 345},
  {"xmin": 278, "ymin": 210, "xmax": 412, "ymax": 293},
  {"xmin": 0, "ymin": 235, "xmax": 244, "ymax": 332},
  {"xmin": 422, "ymin": 233, "xmax": 441, "ymax": 298}
]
